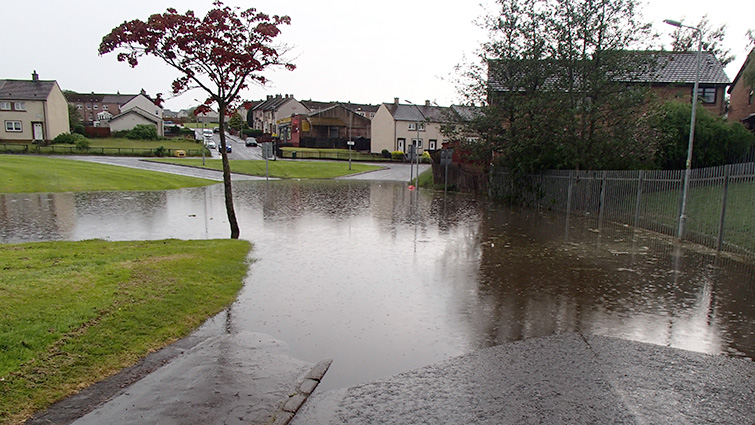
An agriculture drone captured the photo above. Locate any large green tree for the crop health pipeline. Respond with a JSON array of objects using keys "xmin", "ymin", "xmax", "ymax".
[
  {"xmin": 669, "ymin": 15, "xmax": 734, "ymax": 67},
  {"xmin": 100, "ymin": 1, "xmax": 294, "ymax": 239},
  {"xmin": 462, "ymin": 0, "xmax": 657, "ymax": 173}
]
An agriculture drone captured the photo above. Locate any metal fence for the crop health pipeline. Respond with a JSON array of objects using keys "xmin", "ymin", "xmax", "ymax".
[{"xmin": 490, "ymin": 163, "xmax": 755, "ymax": 258}]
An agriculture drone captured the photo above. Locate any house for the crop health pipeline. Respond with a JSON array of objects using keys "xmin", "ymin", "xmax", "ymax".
[
  {"xmin": 728, "ymin": 49, "xmax": 755, "ymax": 131},
  {"xmin": 106, "ymin": 92, "xmax": 164, "ymax": 136},
  {"xmin": 276, "ymin": 104, "xmax": 372, "ymax": 149},
  {"xmin": 639, "ymin": 51, "xmax": 730, "ymax": 116},
  {"xmin": 248, "ymin": 94, "xmax": 308, "ymax": 135},
  {"xmin": 370, "ymin": 98, "xmax": 478, "ymax": 155},
  {"xmin": 64, "ymin": 91, "xmax": 137, "ymax": 124},
  {"xmin": 0, "ymin": 71, "xmax": 70, "ymax": 143},
  {"xmin": 301, "ymin": 100, "xmax": 379, "ymax": 120},
  {"xmin": 487, "ymin": 51, "xmax": 730, "ymax": 116}
]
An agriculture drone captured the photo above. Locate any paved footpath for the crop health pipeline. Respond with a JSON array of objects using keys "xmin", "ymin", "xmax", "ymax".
[{"xmin": 294, "ymin": 333, "xmax": 755, "ymax": 424}]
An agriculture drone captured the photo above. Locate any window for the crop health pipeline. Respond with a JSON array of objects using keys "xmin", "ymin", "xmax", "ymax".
[
  {"xmin": 93, "ymin": 104, "xmax": 98, "ymax": 110},
  {"xmin": 411, "ymin": 138, "xmax": 423, "ymax": 148},
  {"xmin": 429, "ymin": 139, "xmax": 437, "ymax": 150},
  {"xmin": 697, "ymin": 86, "xmax": 716, "ymax": 104},
  {"xmin": 14, "ymin": 102, "xmax": 26, "ymax": 111},
  {"xmin": 5, "ymin": 121, "xmax": 22, "ymax": 132},
  {"xmin": 87, "ymin": 104, "xmax": 92, "ymax": 110},
  {"xmin": 0, "ymin": 101, "xmax": 10, "ymax": 110},
  {"xmin": 76, "ymin": 104, "xmax": 83, "ymax": 110},
  {"xmin": 103, "ymin": 105, "xmax": 108, "ymax": 110},
  {"xmin": 408, "ymin": 122, "xmax": 416, "ymax": 131}
]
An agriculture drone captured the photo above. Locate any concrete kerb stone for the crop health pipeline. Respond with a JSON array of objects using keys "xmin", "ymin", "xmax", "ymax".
[{"xmin": 271, "ymin": 359, "xmax": 333, "ymax": 425}]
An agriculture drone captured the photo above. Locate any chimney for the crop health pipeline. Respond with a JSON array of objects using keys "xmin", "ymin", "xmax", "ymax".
[
  {"xmin": 425, "ymin": 100, "xmax": 431, "ymax": 106},
  {"xmin": 394, "ymin": 97, "xmax": 399, "ymax": 105},
  {"xmin": 32, "ymin": 70, "xmax": 39, "ymax": 81},
  {"xmin": 267, "ymin": 95, "xmax": 272, "ymax": 100}
]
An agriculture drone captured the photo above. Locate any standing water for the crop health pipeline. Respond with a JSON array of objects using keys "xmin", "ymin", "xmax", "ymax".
[{"xmin": 2, "ymin": 179, "xmax": 753, "ymax": 390}]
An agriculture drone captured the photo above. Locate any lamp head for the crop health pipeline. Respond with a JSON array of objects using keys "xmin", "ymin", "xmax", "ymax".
[{"xmin": 663, "ymin": 19, "xmax": 682, "ymax": 27}]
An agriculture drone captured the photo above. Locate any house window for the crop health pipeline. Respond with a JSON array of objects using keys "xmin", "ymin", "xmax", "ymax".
[
  {"xmin": 14, "ymin": 102, "xmax": 26, "ymax": 111},
  {"xmin": 93, "ymin": 104, "xmax": 98, "ymax": 110},
  {"xmin": 76, "ymin": 104, "xmax": 83, "ymax": 110},
  {"xmin": 5, "ymin": 120, "xmax": 22, "ymax": 132},
  {"xmin": 87, "ymin": 104, "xmax": 92, "ymax": 110},
  {"xmin": 408, "ymin": 122, "xmax": 416, "ymax": 131},
  {"xmin": 103, "ymin": 105, "xmax": 108, "ymax": 110},
  {"xmin": 697, "ymin": 86, "xmax": 716, "ymax": 104},
  {"xmin": 412, "ymin": 138, "xmax": 423, "ymax": 148},
  {"xmin": 0, "ymin": 101, "xmax": 10, "ymax": 110}
]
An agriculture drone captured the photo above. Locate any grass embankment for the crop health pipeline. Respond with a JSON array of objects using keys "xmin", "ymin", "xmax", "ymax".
[
  {"xmin": 0, "ymin": 238, "xmax": 252, "ymax": 425},
  {"xmin": 150, "ymin": 158, "xmax": 384, "ymax": 179},
  {"xmin": 0, "ymin": 155, "xmax": 215, "ymax": 193},
  {"xmin": 1, "ymin": 138, "xmax": 207, "ymax": 157}
]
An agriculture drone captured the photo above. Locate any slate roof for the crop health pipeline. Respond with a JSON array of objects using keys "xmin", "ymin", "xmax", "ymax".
[
  {"xmin": 0, "ymin": 79, "xmax": 57, "ymax": 100},
  {"xmin": 633, "ymin": 51, "xmax": 730, "ymax": 85},
  {"xmin": 384, "ymin": 103, "xmax": 479, "ymax": 123},
  {"xmin": 488, "ymin": 50, "xmax": 730, "ymax": 92},
  {"xmin": 64, "ymin": 92, "xmax": 138, "ymax": 105},
  {"xmin": 110, "ymin": 106, "xmax": 161, "ymax": 124}
]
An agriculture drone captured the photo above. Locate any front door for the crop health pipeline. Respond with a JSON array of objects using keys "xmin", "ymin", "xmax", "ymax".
[
  {"xmin": 397, "ymin": 138, "xmax": 405, "ymax": 152},
  {"xmin": 33, "ymin": 123, "xmax": 44, "ymax": 141}
]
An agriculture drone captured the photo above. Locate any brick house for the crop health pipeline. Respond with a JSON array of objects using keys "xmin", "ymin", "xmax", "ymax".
[{"xmin": 727, "ymin": 49, "xmax": 755, "ymax": 131}]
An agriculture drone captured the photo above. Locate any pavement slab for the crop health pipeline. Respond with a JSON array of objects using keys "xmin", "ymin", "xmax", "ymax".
[{"xmin": 293, "ymin": 333, "xmax": 755, "ymax": 424}]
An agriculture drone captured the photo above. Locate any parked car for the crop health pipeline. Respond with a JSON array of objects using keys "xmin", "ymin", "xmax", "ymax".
[
  {"xmin": 225, "ymin": 144, "xmax": 232, "ymax": 153},
  {"xmin": 206, "ymin": 140, "xmax": 216, "ymax": 149},
  {"xmin": 245, "ymin": 138, "xmax": 257, "ymax": 147}
]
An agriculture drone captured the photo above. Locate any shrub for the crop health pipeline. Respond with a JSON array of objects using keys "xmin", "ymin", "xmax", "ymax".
[
  {"xmin": 126, "ymin": 124, "xmax": 158, "ymax": 140},
  {"xmin": 381, "ymin": 149, "xmax": 391, "ymax": 158},
  {"xmin": 75, "ymin": 138, "xmax": 91, "ymax": 151},
  {"xmin": 391, "ymin": 151, "xmax": 405, "ymax": 161},
  {"xmin": 53, "ymin": 133, "xmax": 89, "ymax": 145},
  {"xmin": 154, "ymin": 146, "xmax": 167, "ymax": 157}
]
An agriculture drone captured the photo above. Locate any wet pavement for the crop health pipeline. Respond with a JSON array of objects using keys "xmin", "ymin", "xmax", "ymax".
[
  {"xmin": 293, "ymin": 333, "xmax": 755, "ymax": 424},
  {"xmin": 5, "ymin": 157, "xmax": 755, "ymax": 424}
]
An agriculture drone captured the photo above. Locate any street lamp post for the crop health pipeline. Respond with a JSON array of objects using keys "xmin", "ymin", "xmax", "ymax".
[{"xmin": 664, "ymin": 19, "xmax": 702, "ymax": 239}]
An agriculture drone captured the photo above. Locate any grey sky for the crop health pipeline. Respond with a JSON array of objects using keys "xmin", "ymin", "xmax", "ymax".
[{"xmin": 3, "ymin": 0, "xmax": 751, "ymax": 112}]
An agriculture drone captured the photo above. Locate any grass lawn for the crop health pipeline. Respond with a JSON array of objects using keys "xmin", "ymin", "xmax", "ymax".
[
  {"xmin": 642, "ymin": 181, "xmax": 755, "ymax": 252},
  {"xmin": 0, "ymin": 155, "xmax": 216, "ymax": 193},
  {"xmin": 149, "ymin": 158, "xmax": 384, "ymax": 179},
  {"xmin": 0, "ymin": 238, "xmax": 252, "ymax": 425}
]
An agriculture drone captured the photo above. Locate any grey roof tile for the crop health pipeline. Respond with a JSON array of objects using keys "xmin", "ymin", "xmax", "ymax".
[{"xmin": 0, "ymin": 79, "xmax": 57, "ymax": 100}]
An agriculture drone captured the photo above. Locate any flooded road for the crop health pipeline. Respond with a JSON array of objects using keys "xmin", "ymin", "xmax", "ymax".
[{"xmin": 2, "ymin": 180, "xmax": 753, "ymax": 391}]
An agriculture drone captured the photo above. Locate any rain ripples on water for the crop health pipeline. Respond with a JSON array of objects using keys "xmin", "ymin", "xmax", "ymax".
[{"xmin": 2, "ymin": 179, "xmax": 753, "ymax": 390}]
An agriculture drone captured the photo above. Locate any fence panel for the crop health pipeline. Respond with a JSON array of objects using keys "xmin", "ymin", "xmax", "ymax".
[{"xmin": 490, "ymin": 162, "xmax": 755, "ymax": 258}]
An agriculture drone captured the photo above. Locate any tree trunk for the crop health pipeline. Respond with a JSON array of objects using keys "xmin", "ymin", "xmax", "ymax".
[{"xmin": 218, "ymin": 104, "xmax": 240, "ymax": 239}]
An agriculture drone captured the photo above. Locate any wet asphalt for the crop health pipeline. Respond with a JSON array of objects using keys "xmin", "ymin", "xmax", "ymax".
[{"xmin": 25, "ymin": 157, "xmax": 755, "ymax": 424}]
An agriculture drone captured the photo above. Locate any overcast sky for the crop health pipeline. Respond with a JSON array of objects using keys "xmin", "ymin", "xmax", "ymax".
[{"xmin": 3, "ymin": 0, "xmax": 752, "ymax": 112}]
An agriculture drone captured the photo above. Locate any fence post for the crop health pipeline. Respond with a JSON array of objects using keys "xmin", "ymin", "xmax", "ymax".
[
  {"xmin": 566, "ymin": 171, "xmax": 574, "ymax": 216},
  {"xmin": 633, "ymin": 170, "xmax": 644, "ymax": 230},
  {"xmin": 716, "ymin": 164, "xmax": 731, "ymax": 252},
  {"xmin": 598, "ymin": 171, "xmax": 608, "ymax": 232}
]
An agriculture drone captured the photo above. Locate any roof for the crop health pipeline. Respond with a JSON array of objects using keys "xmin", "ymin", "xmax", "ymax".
[
  {"xmin": 728, "ymin": 49, "xmax": 754, "ymax": 94},
  {"xmin": 382, "ymin": 103, "xmax": 479, "ymax": 123},
  {"xmin": 488, "ymin": 50, "xmax": 730, "ymax": 92},
  {"xmin": 64, "ymin": 91, "xmax": 138, "ymax": 105},
  {"xmin": 0, "ymin": 79, "xmax": 58, "ymax": 100},
  {"xmin": 110, "ymin": 106, "xmax": 161, "ymax": 124},
  {"xmin": 253, "ymin": 95, "xmax": 299, "ymax": 112},
  {"xmin": 633, "ymin": 51, "xmax": 730, "ymax": 85}
]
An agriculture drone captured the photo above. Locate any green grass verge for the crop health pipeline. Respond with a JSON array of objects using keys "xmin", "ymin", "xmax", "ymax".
[
  {"xmin": 0, "ymin": 155, "xmax": 215, "ymax": 193},
  {"xmin": 642, "ymin": 181, "xmax": 755, "ymax": 252},
  {"xmin": 149, "ymin": 158, "xmax": 384, "ymax": 179},
  {"xmin": 1, "ymin": 138, "xmax": 208, "ymax": 157},
  {"xmin": 0, "ymin": 238, "xmax": 252, "ymax": 425}
]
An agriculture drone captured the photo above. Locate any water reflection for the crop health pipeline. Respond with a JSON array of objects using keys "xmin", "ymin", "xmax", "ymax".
[{"xmin": 1, "ymin": 180, "xmax": 753, "ymax": 391}]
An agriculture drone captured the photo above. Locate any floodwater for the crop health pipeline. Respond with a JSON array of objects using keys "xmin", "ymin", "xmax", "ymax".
[{"xmin": 2, "ymin": 180, "xmax": 754, "ymax": 391}]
